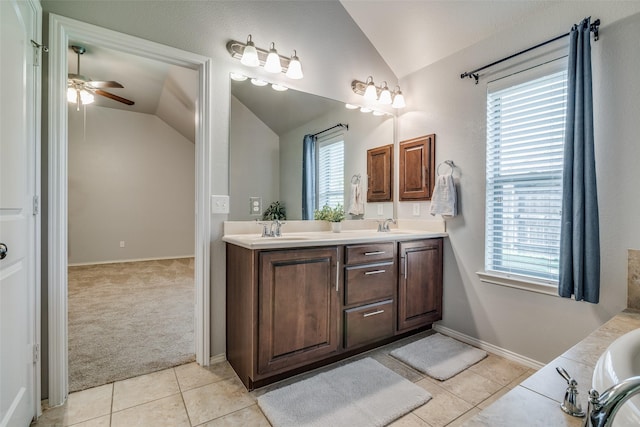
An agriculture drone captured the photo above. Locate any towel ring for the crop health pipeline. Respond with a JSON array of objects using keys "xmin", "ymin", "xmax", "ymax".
[{"xmin": 437, "ymin": 160, "xmax": 455, "ymax": 176}]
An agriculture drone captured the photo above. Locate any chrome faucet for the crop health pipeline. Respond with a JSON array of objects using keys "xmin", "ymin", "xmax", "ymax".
[
  {"xmin": 584, "ymin": 376, "xmax": 640, "ymax": 427},
  {"xmin": 378, "ymin": 218, "xmax": 397, "ymax": 232},
  {"xmin": 259, "ymin": 219, "xmax": 285, "ymax": 237}
]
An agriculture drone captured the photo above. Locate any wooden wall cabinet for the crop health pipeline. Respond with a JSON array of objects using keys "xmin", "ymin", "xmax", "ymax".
[
  {"xmin": 397, "ymin": 239, "xmax": 443, "ymax": 332},
  {"xmin": 399, "ymin": 134, "xmax": 436, "ymax": 201},
  {"xmin": 367, "ymin": 144, "xmax": 394, "ymax": 202},
  {"xmin": 226, "ymin": 237, "xmax": 443, "ymax": 390}
]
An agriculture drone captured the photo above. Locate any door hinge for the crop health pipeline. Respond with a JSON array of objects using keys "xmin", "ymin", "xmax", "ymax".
[
  {"xmin": 33, "ymin": 195, "xmax": 39, "ymax": 215},
  {"xmin": 30, "ymin": 40, "xmax": 48, "ymax": 67},
  {"xmin": 33, "ymin": 344, "xmax": 40, "ymax": 364}
]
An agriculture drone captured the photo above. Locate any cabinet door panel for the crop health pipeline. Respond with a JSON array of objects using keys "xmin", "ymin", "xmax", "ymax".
[
  {"xmin": 398, "ymin": 239, "xmax": 443, "ymax": 332},
  {"xmin": 367, "ymin": 144, "xmax": 394, "ymax": 202},
  {"xmin": 399, "ymin": 134, "xmax": 436, "ymax": 201},
  {"xmin": 258, "ymin": 248, "xmax": 339, "ymax": 375}
]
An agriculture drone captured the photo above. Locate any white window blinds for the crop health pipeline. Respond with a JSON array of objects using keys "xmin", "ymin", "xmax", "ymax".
[
  {"xmin": 485, "ymin": 68, "xmax": 567, "ymax": 282},
  {"xmin": 318, "ymin": 138, "xmax": 344, "ymax": 208}
]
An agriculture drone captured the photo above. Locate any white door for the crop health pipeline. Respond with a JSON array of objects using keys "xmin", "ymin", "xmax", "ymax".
[{"xmin": 0, "ymin": 0, "xmax": 41, "ymax": 426}]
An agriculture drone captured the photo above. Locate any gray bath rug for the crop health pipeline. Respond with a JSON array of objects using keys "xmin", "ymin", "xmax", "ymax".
[
  {"xmin": 257, "ymin": 357, "xmax": 431, "ymax": 427},
  {"xmin": 390, "ymin": 333, "xmax": 487, "ymax": 380}
]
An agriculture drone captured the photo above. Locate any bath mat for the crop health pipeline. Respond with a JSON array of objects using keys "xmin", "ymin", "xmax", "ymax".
[
  {"xmin": 390, "ymin": 333, "xmax": 487, "ymax": 380},
  {"xmin": 257, "ymin": 357, "xmax": 431, "ymax": 427}
]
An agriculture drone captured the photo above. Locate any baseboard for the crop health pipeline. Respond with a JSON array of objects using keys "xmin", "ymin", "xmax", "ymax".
[
  {"xmin": 209, "ymin": 353, "xmax": 227, "ymax": 365},
  {"xmin": 433, "ymin": 324, "xmax": 545, "ymax": 370},
  {"xmin": 68, "ymin": 255, "xmax": 195, "ymax": 267}
]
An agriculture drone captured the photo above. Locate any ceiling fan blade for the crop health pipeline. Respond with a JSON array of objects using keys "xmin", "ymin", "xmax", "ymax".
[
  {"xmin": 88, "ymin": 80, "xmax": 124, "ymax": 89},
  {"xmin": 95, "ymin": 89, "xmax": 135, "ymax": 106}
]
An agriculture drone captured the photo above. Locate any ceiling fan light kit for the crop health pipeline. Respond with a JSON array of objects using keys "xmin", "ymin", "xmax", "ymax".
[
  {"xmin": 67, "ymin": 45, "xmax": 135, "ymax": 110},
  {"xmin": 227, "ymin": 35, "xmax": 303, "ymax": 80}
]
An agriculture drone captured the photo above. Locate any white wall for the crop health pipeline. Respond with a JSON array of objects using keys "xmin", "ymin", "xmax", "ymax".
[
  {"xmin": 279, "ymin": 108, "xmax": 394, "ymax": 220},
  {"xmin": 398, "ymin": 5, "xmax": 640, "ymax": 363},
  {"xmin": 68, "ymin": 105, "xmax": 195, "ymax": 264},
  {"xmin": 229, "ymin": 96, "xmax": 279, "ymax": 221}
]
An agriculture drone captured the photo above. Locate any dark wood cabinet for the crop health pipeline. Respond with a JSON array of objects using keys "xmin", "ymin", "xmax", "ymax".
[
  {"xmin": 258, "ymin": 248, "xmax": 340, "ymax": 375},
  {"xmin": 399, "ymin": 134, "xmax": 436, "ymax": 201},
  {"xmin": 367, "ymin": 144, "xmax": 394, "ymax": 202},
  {"xmin": 397, "ymin": 239, "xmax": 443, "ymax": 332},
  {"xmin": 226, "ymin": 237, "xmax": 443, "ymax": 390}
]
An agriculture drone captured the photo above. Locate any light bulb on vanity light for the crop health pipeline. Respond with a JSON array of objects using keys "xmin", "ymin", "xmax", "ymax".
[
  {"xmin": 378, "ymin": 82, "xmax": 392, "ymax": 105},
  {"xmin": 363, "ymin": 76, "xmax": 377, "ymax": 100},
  {"xmin": 392, "ymin": 86, "xmax": 406, "ymax": 109},
  {"xmin": 285, "ymin": 50, "xmax": 303, "ymax": 79},
  {"xmin": 240, "ymin": 35, "xmax": 260, "ymax": 67},
  {"xmin": 264, "ymin": 42, "xmax": 282, "ymax": 73}
]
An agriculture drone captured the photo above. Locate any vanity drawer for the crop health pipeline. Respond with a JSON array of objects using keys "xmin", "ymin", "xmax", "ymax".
[
  {"xmin": 345, "ymin": 242, "xmax": 395, "ymax": 265},
  {"xmin": 344, "ymin": 262, "xmax": 395, "ymax": 306},
  {"xmin": 344, "ymin": 300, "xmax": 394, "ymax": 349}
]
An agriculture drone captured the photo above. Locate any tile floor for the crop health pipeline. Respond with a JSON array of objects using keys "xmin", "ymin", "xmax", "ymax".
[{"xmin": 32, "ymin": 331, "xmax": 535, "ymax": 427}]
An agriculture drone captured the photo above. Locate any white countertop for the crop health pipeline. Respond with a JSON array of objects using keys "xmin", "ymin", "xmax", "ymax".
[{"xmin": 222, "ymin": 229, "xmax": 448, "ymax": 250}]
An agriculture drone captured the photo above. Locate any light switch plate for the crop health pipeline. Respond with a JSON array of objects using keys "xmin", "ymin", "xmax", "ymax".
[
  {"xmin": 377, "ymin": 204, "xmax": 384, "ymax": 215},
  {"xmin": 211, "ymin": 195, "xmax": 230, "ymax": 214}
]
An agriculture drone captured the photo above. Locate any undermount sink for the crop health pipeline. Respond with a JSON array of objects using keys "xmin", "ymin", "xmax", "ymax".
[{"xmin": 592, "ymin": 328, "xmax": 640, "ymax": 425}]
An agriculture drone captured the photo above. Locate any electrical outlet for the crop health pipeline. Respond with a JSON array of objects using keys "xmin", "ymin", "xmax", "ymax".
[
  {"xmin": 119, "ymin": 241, "xmax": 125, "ymax": 248},
  {"xmin": 377, "ymin": 204, "xmax": 384, "ymax": 215},
  {"xmin": 413, "ymin": 204, "xmax": 420, "ymax": 216},
  {"xmin": 211, "ymin": 195, "xmax": 230, "ymax": 214},
  {"xmin": 249, "ymin": 197, "xmax": 262, "ymax": 215}
]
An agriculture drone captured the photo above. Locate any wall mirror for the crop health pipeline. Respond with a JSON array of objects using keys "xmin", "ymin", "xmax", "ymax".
[{"xmin": 229, "ymin": 76, "xmax": 394, "ymax": 221}]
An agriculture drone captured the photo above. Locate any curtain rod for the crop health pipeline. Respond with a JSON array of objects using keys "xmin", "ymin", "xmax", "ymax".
[
  {"xmin": 461, "ymin": 18, "xmax": 600, "ymax": 84},
  {"xmin": 311, "ymin": 123, "xmax": 348, "ymax": 138}
]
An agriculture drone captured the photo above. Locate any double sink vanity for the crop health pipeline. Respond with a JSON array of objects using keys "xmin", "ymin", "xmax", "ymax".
[{"xmin": 223, "ymin": 220, "xmax": 446, "ymax": 390}]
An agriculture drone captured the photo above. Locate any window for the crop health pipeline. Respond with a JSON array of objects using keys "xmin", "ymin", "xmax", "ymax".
[
  {"xmin": 317, "ymin": 138, "xmax": 344, "ymax": 208},
  {"xmin": 485, "ymin": 67, "xmax": 567, "ymax": 284}
]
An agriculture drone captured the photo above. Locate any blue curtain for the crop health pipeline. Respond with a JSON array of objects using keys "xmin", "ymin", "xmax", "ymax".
[
  {"xmin": 559, "ymin": 18, "xmax": 600, "ymax": 303},
  {"xmin": 302, "ymin": 134, "xmax": 317, "ymax": 220}
]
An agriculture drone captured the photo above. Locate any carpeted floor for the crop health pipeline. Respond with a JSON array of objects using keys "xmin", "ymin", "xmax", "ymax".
[{"xmin": 68, "ymin": 258, "xmax": 195, "ymax": 392}]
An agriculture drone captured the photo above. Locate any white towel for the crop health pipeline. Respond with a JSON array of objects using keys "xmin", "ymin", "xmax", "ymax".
[
  {"xmin": 348, "ymin": 182, "xmax": 364, "ymax": 215},
  {"xmin": 429, "ymin": 174, "xmax": 457, "ymax": 217}
]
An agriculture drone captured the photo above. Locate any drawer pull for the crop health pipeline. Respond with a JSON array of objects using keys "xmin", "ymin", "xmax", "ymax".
[
  {"xmin": 336, "ymin": 260, "xmax": 340, "ymax": 292},
  {"xmin": 364, "ymin": 269, "xmax": 386, "ymax": 275},
  {"xmin": 364, "ymin": 251, "xmax": 385, "ymax": 256},
  {"xmin": 363, "ymin": 309, "xmax": 385, "ymax": 318}
]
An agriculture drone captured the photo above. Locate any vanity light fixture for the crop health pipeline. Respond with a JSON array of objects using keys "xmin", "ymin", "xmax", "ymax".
[
  {"xmin": 230, "ymin": 72, "xmax": 248, "ymax": 81},
  {"xmin": 227, "ymin": 36, "xmax": 303, "ymax": 79},
  {"xmin": 352, "ymin": 77, "xmax": 407, "ymax": 108},
  {"xmin": 271, "ymin": 83, "xmax": 288, "ymax": 92},
  {"xmin": 250, "ymin": 78, "xmax": 268, "ymax": 87}
]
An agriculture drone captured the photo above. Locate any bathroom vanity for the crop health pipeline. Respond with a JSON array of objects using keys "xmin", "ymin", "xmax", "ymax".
[{"xmin": 224, "ymin": 226, "xmax": 445, "ymax": 390}]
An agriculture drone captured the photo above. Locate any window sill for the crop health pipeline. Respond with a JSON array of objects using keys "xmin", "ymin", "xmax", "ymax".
[{"xmin": 476, "ymin": 271, "xmax": 559, "ymax": 297}]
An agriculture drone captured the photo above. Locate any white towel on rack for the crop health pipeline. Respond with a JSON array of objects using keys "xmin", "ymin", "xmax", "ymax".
[
  {"xmin": 348, "ymin": 181, "xmax": 364, "ymax": 215},
  {"xmin": 429, "ymin": 174, "xmax": 457, "ymax": 217}
]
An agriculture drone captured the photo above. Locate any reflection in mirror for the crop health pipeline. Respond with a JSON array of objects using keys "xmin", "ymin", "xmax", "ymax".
[{"xmin": 229, "ymin": 76, "xmax": 394, "ymax": 221}]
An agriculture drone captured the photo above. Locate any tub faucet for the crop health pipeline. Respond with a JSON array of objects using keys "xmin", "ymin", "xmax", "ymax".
[
  {"xmin": 584, "ymin": 376, "xmax": 640, "ymax": 427},
  {"xmin": 378, "ymin": 218, "xmax": 396, "ymax": 232}
]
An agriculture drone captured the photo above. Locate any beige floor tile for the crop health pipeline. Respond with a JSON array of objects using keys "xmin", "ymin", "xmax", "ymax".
[
  {"xmin": 477, "ymin": 387, "xmax": 509, "ymax": 409},
  {"xmin": 197, "ymin": 405, "xmax": 272, "ymax": 426},
  {"xmin": 111, "ymin": 394, "xmax": 189, "ymax": 427},
  {"xmin": 112, "ymin": 368, "xmax": 180, "ymax": 412},
  {"xmin": 68, "ymin": 415, "xmax": 111, "ymax": 427},
  {"xmin": 438, "ymin": 370, "xmax": 503, "ymax": 406},
  {"xmin": 413, "ymin": 379, "xmax": 473, "ymax": 427},
  {"xmin": 34, "ymin": 384, "xmax": 112, "ymax": 427},
  {"xmin": 446, "ymin": 407, "xmax": 481, "ymax": 427},
  {"xmin": 175, "ymin": 361, "xmax": 236, "ymax": 391},
  {"xmin": 183, "ymin": 376, "xmax": 255, "ymax": 425},
  {"xmin": 467, "ymin": 354, "xmax": 529, "ymax": 386},
  {"xmin": 389, "ymin": 412, "xmax": 431, "ymax": 427},
  {"xmin": 506, "ymin": 368, "xmax": 536, "ymax": 389}
]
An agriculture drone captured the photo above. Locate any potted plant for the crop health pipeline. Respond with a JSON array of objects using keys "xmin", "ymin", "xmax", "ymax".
[
  {"xmin": 262, "ymin": 201, "xmax": 286, "ymax": 221},
  {"xmin": 314, "ymin": 204, "xmax": 345, "ymax": 232}
]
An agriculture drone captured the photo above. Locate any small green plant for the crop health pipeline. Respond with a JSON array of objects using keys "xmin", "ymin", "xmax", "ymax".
[
  {"xmin": 314, "ymin": 204, "xmax": 345, "ymax": 222},
  {"xmin": 262, "ymin": 201, "xmax": 286, "ymax": 220}
]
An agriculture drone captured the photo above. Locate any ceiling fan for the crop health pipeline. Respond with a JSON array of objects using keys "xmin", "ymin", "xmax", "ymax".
[{"xmin": 67, "ymin": 45, "xmax": 135, "ymax": 109}]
